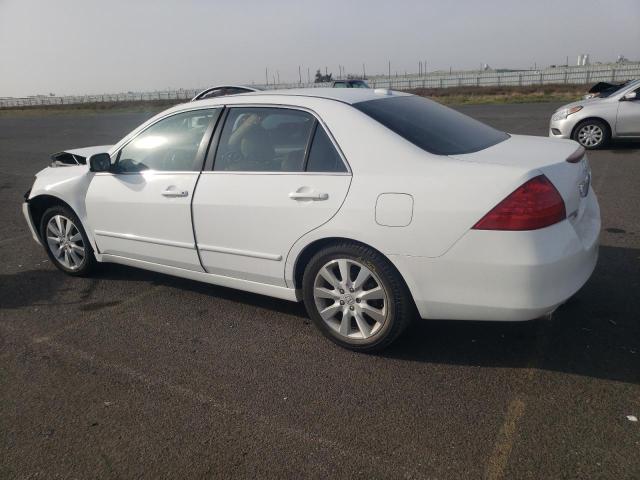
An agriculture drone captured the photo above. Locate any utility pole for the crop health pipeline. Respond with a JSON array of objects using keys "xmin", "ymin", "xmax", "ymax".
[
  {"xmin": 277, "ymin": 71, "xmax": 280, "ymax": 84},
  {"xmin": 298, "ymin": 65, "xmax": 302, "ymax": 84},
  {"xmin": 265, "ymin": 67, "xmax": 268, "ymax": 86},
  {"xmin": 363, "ymin": 63, "xmax": 366, "ymax": 79},
  {"xmin": 307, "ymin": 67, "xmax": 310, "ymax": 84},
  {"xmin": 388, "ymin": 60, "xmax": 391, "ymax": 83}
]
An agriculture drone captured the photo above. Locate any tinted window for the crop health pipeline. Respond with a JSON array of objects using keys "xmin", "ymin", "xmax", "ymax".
[
  {"xmin": 349, "ymin": 80, "xmax": 369, "ymax": 88},
  {"xmin": 353, "ymin": 96, "xmax": 509, "ymax": 155},
  {"xmin": 116, "ymin": 109, "xmax": 219, "ymax": 172},
  {"xmin": 213, "ymin": 108, "xmax": 315, "ymax": 172},
  {"xmin": 306, "ymin": 127, "xmax": 347, "ymax": 173},
  {"xmin": 333, "ymin": 82, "xmax": 347, "ymax": 88}
]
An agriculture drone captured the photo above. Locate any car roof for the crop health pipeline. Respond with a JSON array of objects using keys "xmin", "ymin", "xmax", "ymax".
[{"xmin": 233, "ymin": 87, "xmax": 409, "ymax": 105}]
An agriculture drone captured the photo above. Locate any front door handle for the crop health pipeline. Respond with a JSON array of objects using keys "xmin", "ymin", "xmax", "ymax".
[
  {"xmin": 161, "ymin": 188, "xmax": 189, "ymax": 197},
  {"xmin": 289, "ymin": 191, "xmax": 329, "ymax": 201}
]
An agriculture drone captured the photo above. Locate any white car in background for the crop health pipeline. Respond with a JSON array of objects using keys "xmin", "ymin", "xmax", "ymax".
[
  {"xmin": 23, "ymin": 88, "xmax": 600, "ymax": 351},
  {"xmin": 191, "ymin": 85, "xmax": 262, "ymax": 101}
]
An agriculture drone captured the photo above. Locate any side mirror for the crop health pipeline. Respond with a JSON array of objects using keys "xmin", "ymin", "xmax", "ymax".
[
  {"xmin": 88, "ymin": 153, "xmax": 112, "ymax": 172},
  {"xmin": 622, "ymin": 91, "xmax": 637, "ymax": 101}
]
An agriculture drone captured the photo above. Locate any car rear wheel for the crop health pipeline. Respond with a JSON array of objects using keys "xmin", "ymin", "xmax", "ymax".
[
  {"xmin": 302, "ymin": 242, "xmax": 414, "ymax": 352},
  {"xmin": 40, "ymin": 205, "xmax": 96, "ymax": 276},
  {"xmin": 573, "ymin": 119, "xmax": 610, "ymax": 149}
]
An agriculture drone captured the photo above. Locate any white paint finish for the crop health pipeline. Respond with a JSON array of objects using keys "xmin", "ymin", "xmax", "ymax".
[
  {"xmin": 375, "ymin": 193, "xmax": 414, "ymax": 227},
  {"xmin": 28, "ymin": 164, "xmax": 100, "ymax": 252},
  {"xmin": 197, "ymin": 244, "xmax": 282, "ymax": 261},
  {"xmin": 192, "ymin": 173, "xmax": 351, "ymax": 286},
  {"xmin": 101, "ymin": 254, "xmax": 299, "ymax": 301},
  {"xmin": 22, "ymin": 202, "xmax": 42, "ymax": 245},
  {"xmin": 390, "ymin": 189, "xmax": 599, "ymax": 320},
  {"xmin": 25, "ymin": 88, "xmax": 602, "ymax": 325},
  {"xmin": 61, "ymin": 145, "xmax": 112, "ymax": 158},
  {"xmin": 85, "ymin": 172, "xmax": 202, "ymax": 271},
  {"xmin": 94, "ymin": 230, "xmax": 195, "ymax": 249}
]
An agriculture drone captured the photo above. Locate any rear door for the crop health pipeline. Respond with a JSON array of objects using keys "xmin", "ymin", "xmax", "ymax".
[
  {"xmin": 85, "ymin": 108, "xmax": 221, "ymax": 271},
  {"xmin": 192, "ymin": 106, "xmax": 351, "ymax": 286}
]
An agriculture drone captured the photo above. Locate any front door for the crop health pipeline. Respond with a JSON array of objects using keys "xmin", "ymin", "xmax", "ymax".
[
  {"xmin": 192, "ymin": 106, "xmax": 351, "ymax": 286},
  {"xmin": 616, "ymin": 86, "xmax": 640, "ymax": 136},
  {"xmin": 86, "ymin": 108, "xmax": 221, "ymax": 271}
]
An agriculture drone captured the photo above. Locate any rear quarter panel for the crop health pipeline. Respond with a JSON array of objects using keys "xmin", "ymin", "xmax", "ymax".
[{"xmin": 284, "ymin": 101, "xmax": 532, "ymax": 286}]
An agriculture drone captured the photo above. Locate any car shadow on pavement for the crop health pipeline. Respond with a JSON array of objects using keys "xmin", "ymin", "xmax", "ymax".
[
  {"xmin": 604, "ymin": 141, "xmax": 640, "ymax": 152},
  {"xmin": 382, "ymin": 244, "xmax": 640, "ymax": 385},
  {"xmin": 1, "ymin": 246, "xmax": 637, "ymax": 384}
]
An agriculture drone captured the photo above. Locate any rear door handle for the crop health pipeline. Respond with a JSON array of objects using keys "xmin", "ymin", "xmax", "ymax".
[
  {"xmin": 289, "ymin": 191, "xmax": 329, "ymax": 201},
  {"xmin": 162, "ymin": 189, "xmax": 189, "ymax": 197}
]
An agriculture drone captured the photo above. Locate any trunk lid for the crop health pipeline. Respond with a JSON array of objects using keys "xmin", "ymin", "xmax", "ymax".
[{"xmin": 451, "ymin": 134, "xmax": 591, "ymax": 226}]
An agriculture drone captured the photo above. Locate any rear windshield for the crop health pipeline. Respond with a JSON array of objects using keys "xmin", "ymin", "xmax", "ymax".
[{"xmin": 353, "ymin": 95, "xmax": 509, "ymax": 155}]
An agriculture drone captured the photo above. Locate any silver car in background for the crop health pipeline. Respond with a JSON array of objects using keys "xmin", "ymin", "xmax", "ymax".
[{"xmin": 549, "ymin": 79, "xmax": 640, "ymax": 149}]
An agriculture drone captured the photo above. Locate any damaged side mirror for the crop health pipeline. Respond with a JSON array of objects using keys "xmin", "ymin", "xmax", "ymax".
[{"xmin": 88, "ymin": 153, "xmax": 112, "ymax": 172}]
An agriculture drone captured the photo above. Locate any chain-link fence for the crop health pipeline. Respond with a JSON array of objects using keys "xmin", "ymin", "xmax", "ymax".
[{"xmin": 2, "ymin": 62, "xmax": 638, "ymax": 108}]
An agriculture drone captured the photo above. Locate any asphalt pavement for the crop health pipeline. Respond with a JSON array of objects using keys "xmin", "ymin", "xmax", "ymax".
[{"xmin": 0, "ymin": 102, "xmax": 639, "ymax": 479}]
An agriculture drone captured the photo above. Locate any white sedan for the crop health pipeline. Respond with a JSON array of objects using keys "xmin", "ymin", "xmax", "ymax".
[{"xmin": 22, "ymin": 88, "xmax": 600, "ymax": 351}]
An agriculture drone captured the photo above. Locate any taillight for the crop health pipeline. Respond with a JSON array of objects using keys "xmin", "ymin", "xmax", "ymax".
[{"xmin": 473, "ymin": 175, "xmax": 566, "ymax": 231}]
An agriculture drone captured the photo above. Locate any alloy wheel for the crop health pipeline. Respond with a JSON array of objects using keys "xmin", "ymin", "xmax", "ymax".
[
  {"xmin": 577, "ymin": 124, "xmax": 603, "ymax": 147},
  {"xmin": 313, "ymin": 258, "xmax": 388, "ymax": 339},
  {"xmin": 46, "ymin": 215, "xmax": 86, "ymax": 270}
]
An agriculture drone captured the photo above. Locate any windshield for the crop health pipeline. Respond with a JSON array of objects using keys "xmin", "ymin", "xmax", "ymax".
[{"xmin": 353, "ymin": 95, "xmax": 509, "ymax": 155}]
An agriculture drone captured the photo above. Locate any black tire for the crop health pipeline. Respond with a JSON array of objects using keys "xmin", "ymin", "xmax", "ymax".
[
  {"xmin": 39, "ymin": 205, "xmax": 96, "ymax": 276},
  {"xmin": 572, "ymin": 119, "xmax": 610, "ymax": 149},
  {"xmin": 302, "ymin": 242, "xmax": 415, "ymax": 352}
]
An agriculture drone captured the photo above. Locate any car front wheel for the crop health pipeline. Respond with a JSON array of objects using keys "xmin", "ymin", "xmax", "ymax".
[
  {"xmin": 40, "ymin": 205, "xmax": 96, "ymax": 276},
  {"xmin": 302, "ymin": 242, "xmax": 414, "ymax": 352},
  {"xmin": 573, "ymin": 119, "xmax": 610, "ymax": 149}
]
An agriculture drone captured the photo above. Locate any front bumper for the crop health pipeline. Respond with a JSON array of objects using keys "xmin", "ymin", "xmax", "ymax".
[
  {"xmin": 391, "ymin": 190, "xmax": 600, "ymax": 321},
  {"xmin": 22, "ymin": 202, "xmax": 42, "ymax": 246},
  {"xmin": 549, "ymin": 117, "xmax": 576, "ymax": 139}
]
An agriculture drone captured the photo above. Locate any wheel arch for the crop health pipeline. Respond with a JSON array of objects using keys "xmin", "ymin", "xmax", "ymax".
[
  {"xmin": 28, "ymin": 194, "xmax": 98, "ymax": 251},
  {"xmin": 571, "ymin": 116, "xmax": 613, "ymax": 140},
  {"xmin": 291, "ymin": 237, "xmax": 416, "ymax": 308}
]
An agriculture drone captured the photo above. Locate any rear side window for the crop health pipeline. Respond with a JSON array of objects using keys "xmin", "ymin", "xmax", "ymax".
[
  {"xmin": 306, "ymin": 126, "xmax": 347, "ymax": 173},
  {"xmin": 353, "ymin": 96, "xmax": 508, "ymax": 155},
  {"xmin": 213, "ymin": 107, "xmax": 315, "ymax": 172}
]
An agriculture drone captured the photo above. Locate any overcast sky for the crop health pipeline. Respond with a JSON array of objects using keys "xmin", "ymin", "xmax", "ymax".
[{"xmin": 1, "ymin": 0, "xmax": 638, "ymax": 97}]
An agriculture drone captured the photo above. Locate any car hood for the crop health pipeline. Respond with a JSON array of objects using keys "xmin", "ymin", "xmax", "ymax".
[
  {"xmin": 553, "ymin": 97, "xmax": 600, "ymax": 112},
  {"xmin": 51, "ymin": 145, "xmax": 113, "ymax": 166}
]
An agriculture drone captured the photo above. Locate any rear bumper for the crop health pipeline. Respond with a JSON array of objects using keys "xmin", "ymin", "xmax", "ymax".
[
  {"xmin": 22, "ymin": 202, "xmax": 42, "ymax": 246},
  {"xmin": 391, "ymin": 190, "xmax": 600, "ymax": 321}
]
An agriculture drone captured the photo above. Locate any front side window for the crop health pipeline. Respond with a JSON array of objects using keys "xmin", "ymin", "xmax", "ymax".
[
  {"xmin": 353, "ymin": 95, "xmax": 509, "ymax": 155},
  {"xmin": 213, "ymin": 108, "xmax": 315, "ymax": 172},
  {"xmin": 116, "ymin": 109, "xmax": 219, "ymax": 172}
]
